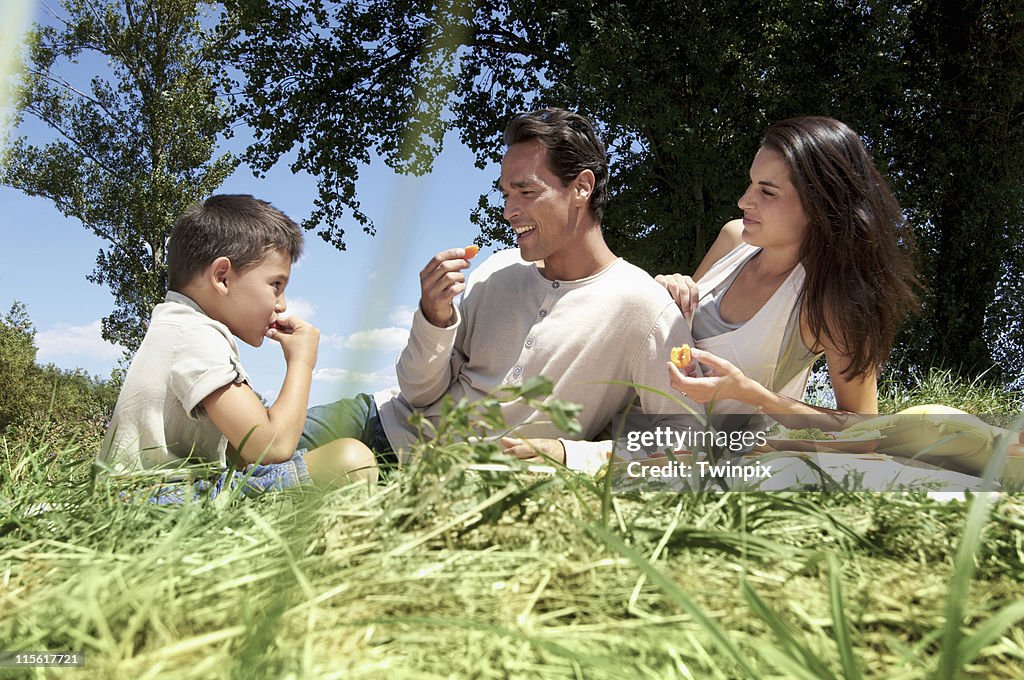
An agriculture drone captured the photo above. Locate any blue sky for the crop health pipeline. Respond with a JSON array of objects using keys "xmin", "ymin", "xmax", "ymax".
[
  {"xmin": 0, "ymin": 143, "xmax": 494, "ymax": 406},
  {"xmin": 0, "ymin": 1, "xmax": 497, "ymax": 406}
]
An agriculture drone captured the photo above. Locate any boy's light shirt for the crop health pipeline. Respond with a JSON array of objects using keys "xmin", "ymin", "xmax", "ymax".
[{"xmin": 97, "ymin": 291, "xmax": 251, "ymax": 478}]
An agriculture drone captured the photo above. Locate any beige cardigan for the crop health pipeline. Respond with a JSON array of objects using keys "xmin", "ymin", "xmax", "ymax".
[{"xmin": 374, "ymin": 249, "xmax": 701, "ymax": 473}]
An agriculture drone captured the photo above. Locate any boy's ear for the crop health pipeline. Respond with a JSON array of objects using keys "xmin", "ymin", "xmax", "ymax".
[{"xmin": 209, "ymin": 256, "xmax": 232, "ymax": 295}]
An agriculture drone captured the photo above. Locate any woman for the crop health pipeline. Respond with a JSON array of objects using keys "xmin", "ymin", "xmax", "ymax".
[{"xmin": 659, "ymin": 116, "xmax": 918, "ymax": 420}]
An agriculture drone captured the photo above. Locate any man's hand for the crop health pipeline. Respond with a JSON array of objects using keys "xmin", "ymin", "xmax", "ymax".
[
  {"xmin": 266, "ymin": 315, "xmax": 319, "ymax": 368},
  {"xmin": 1010, "ymin": 430, "xmax": 1024, "ymax": 458},
  {"xmin": 420, "ymin": 248, "xmax": 474, "ymax": 327},
  {"xmin": 500, "ymin": 437, "xmax": 566, "ymax": 465},
  {"xmin": 655, "ymin": 273, "xmax": 700, "ymax": 318}
]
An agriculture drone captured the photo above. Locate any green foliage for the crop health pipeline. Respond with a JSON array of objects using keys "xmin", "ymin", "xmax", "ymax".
[
  {"xmin": 397, "ymin": 376, "xmax": 582, "ymax": 530},
  {"xmin": 0, "ymin": 302, "xmax": 38, "ymax": 432},
  {"xmin": 221, "ymin": 0, "xmax": 1024, "ymax": 381},
  {"xmin": 1, "ymin": 371, "xmax": 1023, "ymax": 675},
  {"xmin": 0, "ymin": 0, "xmax": 236, "ymax": 352},
  {"xmin": 883, "ymin": 2, "xmax": 1024, "ymax": 381},
  {"xmin": 0, "ymin": 302, "xmax": 117, "ymax": 452},
  {"xmin": 879, "ymin": 368, "xmax": 1024, "ymax": 419}
]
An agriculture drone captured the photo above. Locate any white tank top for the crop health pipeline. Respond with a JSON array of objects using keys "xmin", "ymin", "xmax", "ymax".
[{"xmin": 687, "ymin": 243, "xmax": 821, "ymax": 415}]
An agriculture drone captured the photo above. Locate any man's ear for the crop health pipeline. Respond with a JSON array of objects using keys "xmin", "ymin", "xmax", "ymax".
[
  {"xmin": 573, "ymin": 169, "xmax": 595, "ymax": 205},
  {"xmin": 209, "ymin": 256, "xmax": 232, "ymax": 295}
]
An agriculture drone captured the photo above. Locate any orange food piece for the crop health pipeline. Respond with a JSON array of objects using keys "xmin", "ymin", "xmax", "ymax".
[
  {"xmin": 464, "ymin": 244, "xmax": 480, "ymax": 259},
  {"xmin": 670, "ymin": 344, "xmax": 692, "ymax": 369}
]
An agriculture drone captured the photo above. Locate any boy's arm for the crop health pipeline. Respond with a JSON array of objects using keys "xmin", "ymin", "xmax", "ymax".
[{"xmin": 204, "ymin": 316, "xmax": 319, "ymax": 465}]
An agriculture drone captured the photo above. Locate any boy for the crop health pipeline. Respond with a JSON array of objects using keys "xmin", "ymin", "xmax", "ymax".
[{"xmin": 98, "ymin": 195, "xmax": 375, "ymax": 498}]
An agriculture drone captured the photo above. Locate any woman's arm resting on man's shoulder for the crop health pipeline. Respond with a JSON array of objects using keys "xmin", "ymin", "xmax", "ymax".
[{"xmin": 657, "ymin": 219, "xmax": 746, "ymax": 315}]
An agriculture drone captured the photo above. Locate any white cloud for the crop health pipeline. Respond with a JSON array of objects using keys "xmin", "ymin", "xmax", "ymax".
[
  {"xmin": 323, "ymin": 326, "xmax": 409, "ymax": 351},
  {"xmin": 388, "ymin": 305, "xmax": 416, "ymax": 328},
  {"xmin": 35, "ymin": 320, "xmax": 123, "ymax": 362},
  {"xmin": 312, "ymin": 367, "xmax": 396, "ymax": 389},
  {"xmin": 279, "ymin": 296, "xmax": 316, "ymax": 322}
]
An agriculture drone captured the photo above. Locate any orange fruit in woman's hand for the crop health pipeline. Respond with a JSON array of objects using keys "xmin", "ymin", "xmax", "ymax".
[
  {"xmin": 464, "ymin": 245, "xmax": 480, "ymax": 259},
  {"xmin": 670, "ymin": 344, "xmax": 692, "ymax": 369}
]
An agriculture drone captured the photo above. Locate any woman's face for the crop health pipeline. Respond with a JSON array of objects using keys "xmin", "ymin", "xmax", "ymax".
[{"xmin": 737, "ymin": 147, "xmax": 809, "ymax": 251}]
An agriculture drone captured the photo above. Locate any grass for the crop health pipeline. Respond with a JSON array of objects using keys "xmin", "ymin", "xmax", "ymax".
[{"xmin": 0, "ymin": 375, "xmax": 1022, "ymax": 678}]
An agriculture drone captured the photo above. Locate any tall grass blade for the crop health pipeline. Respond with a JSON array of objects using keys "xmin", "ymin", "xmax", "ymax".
[
  {"xmin": 741, "ymin": 578, "xmax": 837, "ymax": 679},
  {"xmin": 936, "ymin": 451, "xmax": 1001, "ymax": 678},
  {"xmin": 954, "ymin": 600, "xmax": 1024, "ymax": 666},
  {"xmin": 827, "ymin": 553, "xmax": 862, "ymax": 680},
  {"xmin": 582, "ymin": 520, "xmax": 762, "ymax": 678}
]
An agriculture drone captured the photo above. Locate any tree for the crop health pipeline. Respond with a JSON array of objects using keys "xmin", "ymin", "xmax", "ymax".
[
  {"xmin": 0, "ymin": 302, "xmax": 117, "ymax": 448},
  {"xmin": 222, "ymin": 0, "xmax": 1024, "ymax": 381},
  {"xmin": 223, "ymin": 1, "xmax": 897, "ymax": 260},
  {"xmin": 1, "ymin": 0, "xmax": 236, "ymax": 352},
  {"xmin": 883, "ymin": 1, "xmax": 1024, "ymax": 380},
  {"xmin": 0, "ymin": 302, "xmax": 43, "ymax": 433}
]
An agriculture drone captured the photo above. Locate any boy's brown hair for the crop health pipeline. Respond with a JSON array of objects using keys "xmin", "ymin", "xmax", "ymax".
[{"xmin": 167, "ymin": 194, "xmax": 303, "ymax": 292}]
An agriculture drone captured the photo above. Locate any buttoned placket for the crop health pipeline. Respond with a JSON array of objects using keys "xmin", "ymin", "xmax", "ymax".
[{"xmin": 505, "ymin": 279, "xmax": 564, "ymax": 386}]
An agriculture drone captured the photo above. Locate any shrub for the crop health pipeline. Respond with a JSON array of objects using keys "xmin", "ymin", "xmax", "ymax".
[{"xmin": 0, "ymin": 302, "xmax": 117, "ymax": 451}]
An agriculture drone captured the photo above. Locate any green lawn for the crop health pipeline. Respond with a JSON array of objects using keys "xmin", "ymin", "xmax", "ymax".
[{"xmin": 1, "ymin": 374, "xmax": 1022, "ymax": 678}]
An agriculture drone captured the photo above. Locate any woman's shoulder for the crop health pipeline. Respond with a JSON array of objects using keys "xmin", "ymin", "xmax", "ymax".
[
  {"xmin": 694, "ymin": 220, "xmax": 751, "ymax": 281},
  {"xmin": 719, "ymin": 218, "xmax": 746, "ymax": 244},
  {"xmin": 798, "ymin": 298, "xmax": 846, "ymax": 358}
]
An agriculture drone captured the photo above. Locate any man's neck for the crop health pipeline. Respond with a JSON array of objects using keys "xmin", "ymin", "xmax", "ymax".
[{"xmin": 538, "ymin": 226, "xmax": 618, "ymax": 282}]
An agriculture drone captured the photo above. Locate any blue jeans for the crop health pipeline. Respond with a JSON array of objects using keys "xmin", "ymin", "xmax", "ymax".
[
  {"xmin": 145, "ymin": 449, "xmax": 312, "ymax": 504},
  {"xmin": 299, "ymin": 393, "xmax": 397, "ymax": 466}
]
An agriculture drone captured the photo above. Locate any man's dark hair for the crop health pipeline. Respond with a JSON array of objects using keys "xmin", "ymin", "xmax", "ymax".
[
  {"xmin": 167, "ymin": 194, "xmax": 303, "ymax": 292},
  {"xmin": 504, "ymin": 108, "xmax": 609, "ymax": 221}
]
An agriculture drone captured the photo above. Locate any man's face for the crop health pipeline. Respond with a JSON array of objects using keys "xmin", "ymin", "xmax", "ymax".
[{"xmin": 499, "ymin": 140, "xmax": 582, "ymax": 267}]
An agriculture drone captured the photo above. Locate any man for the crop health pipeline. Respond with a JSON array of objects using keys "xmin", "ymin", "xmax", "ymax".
[{"xmin": 301, "ymin": 108, "xmax": 699, "ymax": 474}]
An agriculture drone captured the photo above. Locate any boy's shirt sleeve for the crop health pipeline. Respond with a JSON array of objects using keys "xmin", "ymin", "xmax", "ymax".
[{"xmin": 169, "ymin": 325, "xmax": 251, "ymax": 418}]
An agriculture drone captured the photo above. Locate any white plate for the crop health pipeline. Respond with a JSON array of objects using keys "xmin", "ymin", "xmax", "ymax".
[{"xmin": 763, "ymin": 437, "xmax": 885, "ymax": 454}]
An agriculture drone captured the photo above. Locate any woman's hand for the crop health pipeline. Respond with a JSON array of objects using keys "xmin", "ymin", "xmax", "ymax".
[
  {"xmin": 655, "ymin": 273, "xmax": 700, "ymax": 318},
  {"xmin": 667, "ymin": 347, "xmax": 757, "ymax": 404}
]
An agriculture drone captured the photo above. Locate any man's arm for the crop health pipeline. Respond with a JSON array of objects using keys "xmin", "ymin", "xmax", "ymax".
[
  {"xmin": 203, "ymin": 316, "xmax": 318, "ymax": 465},
  {"xmin": 396, "ymin": 305, "xmax": 467, "ymax": 407},
  {"xmin": 396, "ymin": 248, "xmax": 474, "ymax": 407},
  {"xmin": 501, "ymin": 437, "xmax": 637, "ymax": 475}
]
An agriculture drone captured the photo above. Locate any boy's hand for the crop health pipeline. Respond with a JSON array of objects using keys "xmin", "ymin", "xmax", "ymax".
[
  {"xmin": 266, "ymin": 315, "xmax": 319, "ymax": 367},
  {"xmin": 419, "ymin": 247, "xmax": 474, "ymax": 327}
]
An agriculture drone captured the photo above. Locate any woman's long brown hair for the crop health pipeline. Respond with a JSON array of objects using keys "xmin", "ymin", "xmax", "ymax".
[{"xmin": 762, "ymin": 117, "xmax": 920, "ymax": 379}]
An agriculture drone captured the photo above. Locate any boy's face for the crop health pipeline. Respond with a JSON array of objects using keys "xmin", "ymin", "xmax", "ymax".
[{"xmin": 222, "ymin": 248, "xmax": 291, "ymax": 347}]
